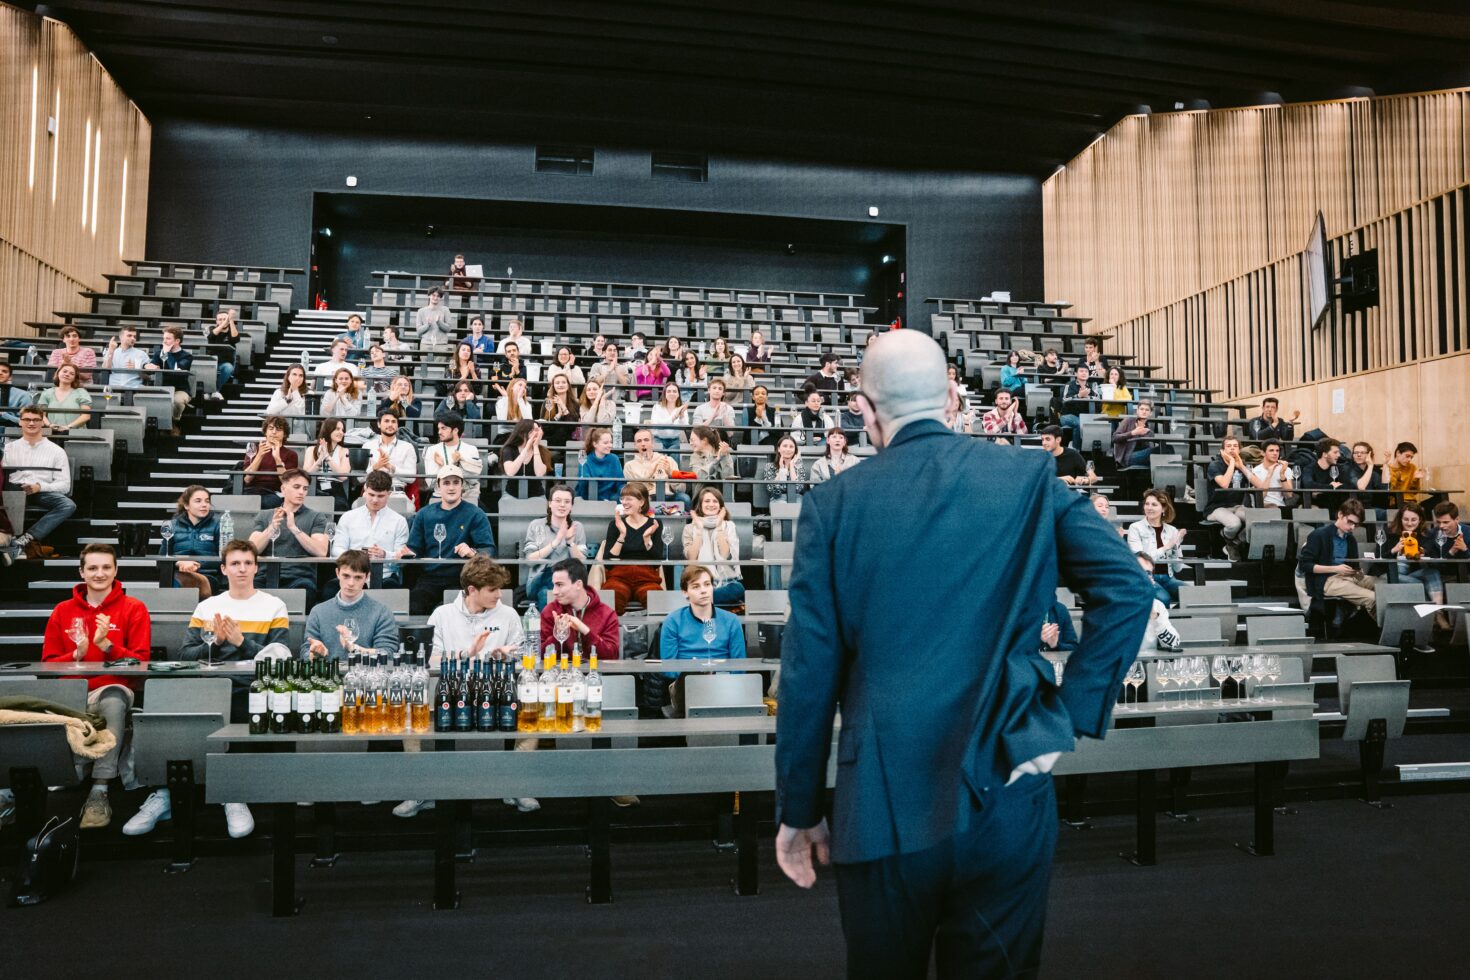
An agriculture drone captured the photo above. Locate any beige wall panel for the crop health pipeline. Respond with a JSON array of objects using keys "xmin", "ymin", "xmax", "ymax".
[{"xmin": 0, "ymin": 3, "xmax": 150, "ymax": 337}]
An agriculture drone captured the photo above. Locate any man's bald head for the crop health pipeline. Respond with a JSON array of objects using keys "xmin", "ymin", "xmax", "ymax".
[{"xmin": 860, "ymin": 331, "xmax": 949, "ymax": 436}]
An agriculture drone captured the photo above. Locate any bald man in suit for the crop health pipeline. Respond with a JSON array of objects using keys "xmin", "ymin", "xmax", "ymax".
[{"xmin": 775, "ymin": 330, "xmax": 1152, "ymax": 978}]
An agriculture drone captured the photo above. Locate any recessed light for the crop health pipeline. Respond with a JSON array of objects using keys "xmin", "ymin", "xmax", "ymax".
[
  {"xmin": 867, "ymin": 206, "xmax": 879, "ymax": 218},
  {"xmin": 345, "ymin": 176, "xmax": 357, "ymax": 187}
]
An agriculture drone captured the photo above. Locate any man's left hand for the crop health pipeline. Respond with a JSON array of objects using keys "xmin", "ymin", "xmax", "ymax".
[{"xmin": 776, "ymin": 819, "xmax": 830, "ymax": 889}]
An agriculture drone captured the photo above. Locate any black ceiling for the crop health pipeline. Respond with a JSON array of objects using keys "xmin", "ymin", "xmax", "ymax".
[{"xmin": 27, "ymin": 0, "xmax": 1470, "ymax": 174}]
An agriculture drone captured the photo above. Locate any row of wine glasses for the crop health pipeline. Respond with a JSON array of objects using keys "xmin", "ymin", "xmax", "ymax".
[{"xmin": 1119, "ymin": 653, "xmax": 1285, "ymax": 708}]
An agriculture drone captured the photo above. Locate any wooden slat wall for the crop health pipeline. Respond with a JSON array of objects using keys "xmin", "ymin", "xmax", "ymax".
[
  {"xmin": 1102, "ymin": 184, "xmax": 1469, "ymax": 400},
  {"xmin": 0, "ymin": 4, "xmax": 150, "ymax": 338},
  {"xmin": 1043, "ymin": 90, "xmax": 1470, "ymax": 337}
]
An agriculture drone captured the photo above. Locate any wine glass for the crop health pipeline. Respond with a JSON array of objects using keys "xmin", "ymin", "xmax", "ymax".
[
  {"xmin": 701, "ymin": 617, "xmax": 719, "ymax": 667},
  {"xmin": 102, "ymin": 384, "xmax": 113, "ymax": 403},
  {"xmin": 1250, "ymin": 655, "xmax": 1270, "ymax": 702},
  {"xmin": 553, "ymin": 614, "xmax": 571, "ymax": 648},
  {"xmin": 200, "ymin": 627, "xmax": 217, "ymax": 669},
  {"xmin": 68, "ymin": 618, "xmax": 87, "ymax": 666},
  {"xmin": 159, "ymin": 520, "xmax": 175, "ymax": 556},
  {"xmin": 1125, "ymin": 661, "xmax": 1146, "ymax": 706},
  {"xmin": 661, "ymin": 522, "xmax": 674, "ymax": 550},
  {"xmin": 245, "ymin": 441, "xmax": 257, "ymax": 460},
  {"xmin": 1228, "ymin": 656, "xmax": 1247, "ymax": 704},
  {"xmin": 342, "ymin": 617, "xmax": 359, "ymax": 655},
  {"xmin": 433, "ymin": 522, "xmax": 447, "ymax": 559},
  {"xmin": 1264, "ymin": 654, "xmax": 1282, "ymax": 703},
  {"xmin": 1191, "ymin": 657, "xmax": 1209, "ymax": 707},
  {"xmin": 1211, "ymin": 655, "xmax": 1228, "ymax": 698},
  {"xmin": 1375, "ymin": 525, "xmax": 1387, "ymax": 555},
  {"xmin": 269, "ymin": 518, "xmax": 282, "ymax": 558},
  {"xmin": 1154, "ymin": 660, "xmax": 1172, "ymax": 709}
]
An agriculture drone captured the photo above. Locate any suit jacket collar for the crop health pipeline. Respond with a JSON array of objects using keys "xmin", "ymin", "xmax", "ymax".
[{"xmin": 885, "ymin": 417, "xmax": 952, "ymax": 449}]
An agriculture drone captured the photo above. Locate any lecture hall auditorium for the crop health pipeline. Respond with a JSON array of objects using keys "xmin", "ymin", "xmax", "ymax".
[{"xmin": 3, "ymin": 2, "xmax": 1470, "ymax": 977}]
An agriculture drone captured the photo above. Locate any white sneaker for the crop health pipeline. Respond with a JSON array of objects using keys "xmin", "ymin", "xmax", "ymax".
[
  {"xmin": 392, "ymin": 799, "xmax": 435, "ymax": 817},
  {"xmin": 122, "ymin": 788, "xmax": 172, "ymax": 836},
  {"xmin": 513, "ymin": 797, "xmax": 540, "ymax": 813},
  {"xmin": 223, "ymin": 802, "xmax": 255, "ymax": 838}
]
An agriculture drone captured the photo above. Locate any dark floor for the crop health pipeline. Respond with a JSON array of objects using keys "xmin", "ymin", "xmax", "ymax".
[{"xmin": 5, "ymin": 789, "xmax": 1470, "ymax": 979}]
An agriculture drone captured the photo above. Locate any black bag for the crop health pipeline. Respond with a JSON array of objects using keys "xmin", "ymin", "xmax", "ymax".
[{"xmin": 11, "ymin": 815, "xmax": 80, "ymax": 906}]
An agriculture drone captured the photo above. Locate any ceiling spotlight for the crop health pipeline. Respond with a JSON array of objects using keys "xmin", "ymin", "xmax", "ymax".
[
  {"xmin": 321, "ymin": 34, "xmax": 338, "ymax": 45},
  {"xmin": 784, "ymin": 243, "xmax": 796, "ymax": 255},
  {"xmin": 881, "ymin": 255, "xmax": 894, "ymax": 264},
  {"xmin": 867, "ymin": 206, "xmax": 879, "ymax": 218},
  {"xmin": 345, "ymin": 175, "xmax": 358, "ymax": 187},
  {"xmin": 319, "ymin": 227, "xmax": 332, "ymax": 237},
  {"xmin": 1174, "ymin": 101, "xmax": 1185, "ymax": 110}
]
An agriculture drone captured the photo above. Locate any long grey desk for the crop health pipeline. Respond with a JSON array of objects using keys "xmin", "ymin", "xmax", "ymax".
[{"xmin": 204, "ymin": 703, "xmax": 1315, "ymax": 916}]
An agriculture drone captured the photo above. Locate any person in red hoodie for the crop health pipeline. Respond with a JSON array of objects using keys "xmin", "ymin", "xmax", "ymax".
[
  {"xmin": 540, "ymin": 557, "xmax": 620, "ymax": 659},
  {"xmin": 41, "ymin": 543, "xmax": 152, "ymax": 829}
]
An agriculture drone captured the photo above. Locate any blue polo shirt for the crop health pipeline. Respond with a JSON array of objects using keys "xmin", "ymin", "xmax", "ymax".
[{"xmin": 658, "ymin": 605, "xmax": 746, "ymax": 679}]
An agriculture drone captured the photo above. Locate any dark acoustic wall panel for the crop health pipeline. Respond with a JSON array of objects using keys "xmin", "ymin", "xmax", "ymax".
[
  {"xmin": 328, "ymin": 224, "xmax": 875, "ymax": 313},
  {"xmin": 144, "ymin": 120, "xmax": 1043, "ymax": 327}
]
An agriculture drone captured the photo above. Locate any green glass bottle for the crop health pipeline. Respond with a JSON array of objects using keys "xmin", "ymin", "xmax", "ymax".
[
  {"xmin": 248, "ymin": 660, "xmax": 269, "ymax": 735},
  {"xmin": 268, "ymin": 658, "xmax": 292, "ymax": 734}
]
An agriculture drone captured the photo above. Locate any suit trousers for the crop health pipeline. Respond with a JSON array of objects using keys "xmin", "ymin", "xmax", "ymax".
[{"xmin": 834, "ymin": 773, "xmax": 1058, "ymax": 980}]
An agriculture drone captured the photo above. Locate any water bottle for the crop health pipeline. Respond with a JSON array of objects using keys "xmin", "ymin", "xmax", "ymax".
[
  {"xmin": 367, "ymin": 388, "xmax": 379, "ymax": 419},
  {"xmin": 612, "ymin": 418, "xmax": 624, "ymax": 449},
  {"xmin": 26, "ymin": 345, "xmax": 38, "ymax": 365},
  {"xmin": 523, "ymin": 602, "xmax": 540, "ymax": 653},
  {"xmin": 219, "ymin": 510, "xmax": 235, "ymax": 554},
  {"xmin": 299, "ymin": 348, "xmax": 310, "ymax": 369},
  {"xmin": 1086, "ymin": 459, "xmax": 1096, "ymax": 481}
]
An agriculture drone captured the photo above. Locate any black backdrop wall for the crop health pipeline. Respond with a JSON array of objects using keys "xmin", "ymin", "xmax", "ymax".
[
  {"xmin": 312, "ymin": 195, "xmax": 903, "ymax": 318},
  {"xmin": 144, "ymin": 120, "xmax": 1043, "ymax": 327}
]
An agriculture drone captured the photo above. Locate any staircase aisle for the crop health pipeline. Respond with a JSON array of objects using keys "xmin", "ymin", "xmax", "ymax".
[{"xmin": 116, "ymin": 309, "xmax": 355, "ymax": 521}]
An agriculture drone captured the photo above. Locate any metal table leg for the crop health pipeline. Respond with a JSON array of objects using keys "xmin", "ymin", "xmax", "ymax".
[
  {"xmin": 433, "ymin": 796, "xmax": 460, "ymax": 910},
  {"xmin": 586, "ymin": 796, "xmax": 613, "ymax": 904},
  {"xmin": 1166, "ymin": 767, "xmax": 1198, "ymax": 823},
  {"xmin": 311, "ymin": 802, "xmax": 339, "ymax": 868},
  {"xmin": 1239, "ymin": 760, "xmax": 1288, "ymax": 856},
  {"xmin": 1123, "ymin": 769, "xmax": 1157, "ymax": 866},
  {"xmin": 733, "ymin": 791, "xmax": 759, "ymax": 896},
  {"xmin": 271, "ymin": 802, "xmax": 303, "ymax": 916},
  {"xmin": 1062, "ymin": 774, "xmax": 1092, "ymax": 830},
  {"xmin": 165, "ymin": 760, "xmax": 198, "ymax": 873}
]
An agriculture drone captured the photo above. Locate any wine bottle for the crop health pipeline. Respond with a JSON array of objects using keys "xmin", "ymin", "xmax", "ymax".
[
  {"xmin": 476, "ymin": 657, "xmax": 496, "ymax": 732},
  {"xmin": 537, "ymin": 648, "xmax": 557, "ymax": 732},
  {"xmin": 294, "ymin": 660, "xmax": 317, "ymax": 735},
  {"xmin": 517, "ymin": 654, "xmax": 539, "ymax": 732},
  {"xmin": 453, "ymin": 654, "xmax": 473, "ymax": 732},
  {"xmin": 435, "ymin": 654, "xmax": 453, "ymax": 732},
  {"xmin": 570, "ymin": 651, "xmax": 587, "ymax": 733},
  {"xmin": 268, "ymin": 658, "xmax": 292, "ymax": 734},
  {"xmin": 497, "ymin": 658, "xmax": 519, "ymax": 732},
  {"xmin": 584, "ymin": 651, "xmax": 603, "ymax": 733},
  {"xmin": 555, "ymin": 654, "xmax": 574, "ymax": 733},
  {"xmin": 321, "ymin": 660, "xmax": 343, "ymax": 734},
  {"xmin": 342, "ymin": 655, "xmax": 360, "ymax": 735},
  {"xmin": 248, "ymin": 660, "xmax": 269, "ymax": 735}
]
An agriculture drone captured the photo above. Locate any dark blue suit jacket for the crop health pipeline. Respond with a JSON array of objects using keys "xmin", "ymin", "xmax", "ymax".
[{"xmin": 775, "ymin": 419, "xmax": 1152, "ymax": 864}]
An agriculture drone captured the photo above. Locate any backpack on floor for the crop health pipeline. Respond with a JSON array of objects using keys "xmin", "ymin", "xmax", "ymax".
[{"xmin": 10, "ymin": 815, "xmax": 80, "ymax": 906}]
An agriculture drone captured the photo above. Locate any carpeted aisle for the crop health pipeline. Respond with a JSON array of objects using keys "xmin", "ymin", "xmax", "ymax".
[{"xmin": 4, "ymin": 794, "xmax": 1468, "ymax": 978}]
